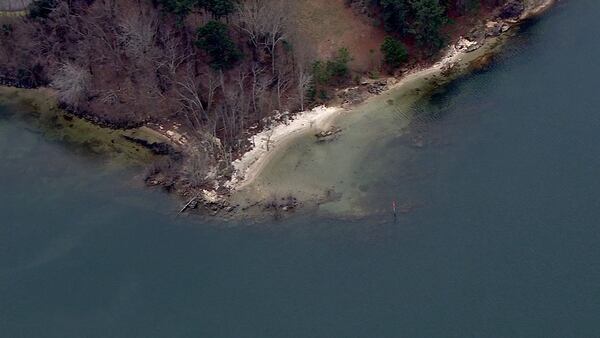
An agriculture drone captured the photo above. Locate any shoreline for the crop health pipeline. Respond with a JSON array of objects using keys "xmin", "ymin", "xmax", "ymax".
[
  {"xmin": 226, "ymin": 105, "xmax": 345, "ymax": 191},
  {"xmin": 225, "ymin": 23, "xmax": 508, "ymax": 194},
  {"xmin": 225, "ymin": 0, "xmax": 557, "ymax": 198},
  {"xmin": 220, "ymin": 0, "xmax": 558, "ymax": 217},
  {"xmin": 0, "ymin": 87, "xmax": 176, "ymax": 164},
  {"xmin": 0, "ymin": 0, "xmax": 557, "ymax": 217}
]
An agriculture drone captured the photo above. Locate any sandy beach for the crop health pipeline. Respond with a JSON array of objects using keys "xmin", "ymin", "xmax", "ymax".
[
  {"xmin": 226, "ymin": 105, "xmax": 345, "ymax": 190},
  {"xmin": 225, "ymin": 30, "xmax": 507, "ymax": 193}
]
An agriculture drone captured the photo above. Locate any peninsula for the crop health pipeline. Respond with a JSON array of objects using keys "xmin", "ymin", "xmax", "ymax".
[{"xmin": 0, "ymin": 0, "xmax": 555, "ymax": 216}]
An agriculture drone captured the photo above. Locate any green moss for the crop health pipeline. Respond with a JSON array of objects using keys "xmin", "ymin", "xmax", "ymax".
[{"xmin": 0, "ymin": 87, "xmax": 163, "ymax": 165}]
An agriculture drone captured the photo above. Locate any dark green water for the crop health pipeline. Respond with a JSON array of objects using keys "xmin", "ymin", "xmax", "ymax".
[{"xmin": 2, "ymin": 1, "xmax": 600, "ymax": 337}]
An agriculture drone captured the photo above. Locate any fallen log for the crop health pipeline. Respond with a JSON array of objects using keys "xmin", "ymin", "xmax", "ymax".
[{"xmin": 179, "ymin": 195, "xmax": 199, "ymax": 214}]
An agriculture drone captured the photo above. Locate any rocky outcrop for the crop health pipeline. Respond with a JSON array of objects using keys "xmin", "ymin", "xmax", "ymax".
[
  {"xmin": 367, "ymin": 80, "xmax": 389, "ymax": 95},
  {"xmin": 485, "ymin": 21, "xmax": 510, "ymax": 37},
  {"xmin": 456, "ymin": 37, "xmax": 480, "ymax": 52},
  {"xmin": 338, "ymin": 79, "xmax": 390, "ymax": 107}
]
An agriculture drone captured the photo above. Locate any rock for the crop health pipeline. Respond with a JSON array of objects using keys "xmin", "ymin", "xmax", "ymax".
[
  {"xmin": 456, "ymin": 37, "xmax": 479, "ymax": 52},
  {"xmin": 485, "ymin": 21, "xmax": 503, "ymax": 37},
  {"xmin": 339, "ymin": 86, "xmax": 364, "ymax": 105},
  {"xmin": 485, "ymin": 21, "xmax": 511, "ymax": 37},
  {"xmin": 315, "ymin": 127, "xmax": 342, "ymax": 142},
  {"xmin": 201, "ymin": 189, "xmax": 220, "ymax": 204},
  {"xmin": 196, "ymin": 189, "xmax": 228, "ymax": 212},
  {"xmin": 146, "ymin": 178, "xmax": 160, "ymax": 186},
  {"xmin": 467, "ymin": 27, "xmax": 486, "ymax": 43},
  {"xmin": 367, "ymin": 80, "xmax": 388, "ymax": 95}
]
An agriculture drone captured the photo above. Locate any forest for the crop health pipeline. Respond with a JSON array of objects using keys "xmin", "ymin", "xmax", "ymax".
[{"xmin": 0, "ymin": 0, "xmax": 519, "ymax": 192}]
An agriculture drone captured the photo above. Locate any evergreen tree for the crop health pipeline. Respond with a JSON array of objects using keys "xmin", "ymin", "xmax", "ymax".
[
  {"xmin": 381, "ymin": 37, "xmax": 408, "ymax": 70},
  {"xmin": 157, "ymin": 0, "xmax": 237, "ymax": 18},
  {"xmin": 409, "ymin": 0, "xmax": 447, "ymax": 50},
  {"xmin": 378, "ymin": 0, "xmax": 409, "ymax": 34},
  {"xmin": 196, "ymin": 21, "xmax": 242, "ymax": 70},
  {"xmin": 156, "ymin": 0, "xmax": 196, "ymax": 17},
  {"xmin": 198, "ymin": 0, "xmax": 238, "ymax": 18}
]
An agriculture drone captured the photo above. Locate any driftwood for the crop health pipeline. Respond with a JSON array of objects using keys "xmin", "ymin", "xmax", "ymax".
[
  {"xmin": 315, "ymin": 127, "xmax": 342, "ymax": 143},
  {"xmin": 179, "ymin": 195, "xmax": 199, "ymax": 214}
]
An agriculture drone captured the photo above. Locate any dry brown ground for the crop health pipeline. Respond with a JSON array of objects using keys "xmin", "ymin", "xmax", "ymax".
[{"xmin": 294, "ymin": 0, "xmax": 386, "ymax": 73}]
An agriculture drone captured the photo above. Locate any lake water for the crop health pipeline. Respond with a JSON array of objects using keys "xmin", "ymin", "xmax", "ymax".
[{"xmin": 2, "ymin": 1, "xmax": 600, "ymax": 337}]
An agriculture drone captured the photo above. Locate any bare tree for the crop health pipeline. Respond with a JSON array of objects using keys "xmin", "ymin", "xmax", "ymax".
[
  {"xmin": 77, "ymin": 0, "xmax": 123, "ymax": 65},
  {"xmin": 154, "ymin": 25, "xmax": 194, "ymax": 78},
  {"xmin": 117, "ymin": 2, "xmax": 159, "ymax": 63},
  {"xmin": 275, "ymin": 61, "xmax": 292, "ymax": 110},
  {"xmin": 51, "ymin": 62, "xmax": 91, "ymax": 107},
  {"xmin": 175, "ymin": 70, "xmax": 220, "ymax": 132},
  {"xmin": 262, "ymin": 128, "xmax": 275, "ymax": 151},
  {"xmin": 235, "ymin": 0, "xmax": 265, "ymax": 49},
  {"xmin": 236, "ymin": 0, "xmax": 289, "ymax": 73},
  {"xmin": 263, "ymin": 0, "xmax": 288, "ymax": 73},
  {"xmin": 296, "ymin": 67, "xmax": 312, "ymax": 111},
  {"xmin": 219, "ymin": 68, "xmax": 252, "ymax": 149},
  {"xmin": 180, "ymin": 144, "xmax": 212, "ymax": 190},
  {"xmin": 288, "ymin": 25, "xmax": 317, "ymax": 112}
]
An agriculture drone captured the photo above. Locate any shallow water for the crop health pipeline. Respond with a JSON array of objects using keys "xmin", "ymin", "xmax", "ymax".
[
  {"xmin": 238, "ymin": 33, "xmax": 502, "ymax": 216},
  {"xmin": 3, "ymin": 1, "xmax": 600, "ymax": 337}
]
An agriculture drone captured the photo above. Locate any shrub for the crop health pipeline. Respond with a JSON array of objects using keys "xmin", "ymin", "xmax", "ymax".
[
  {"xmin": 381, "ymin": 36, "xmax": 408, "ymax": 70},
  {"xmin": 308, "ymin": 48, "xmax": 353, "ymax": 104},
  {"xmin": 327, "ymin": 47, "xmax": 352, "ymax": 78},
  {"xmin": 311, "ymin": 48, "xmax": 353, "ymax": 86}
]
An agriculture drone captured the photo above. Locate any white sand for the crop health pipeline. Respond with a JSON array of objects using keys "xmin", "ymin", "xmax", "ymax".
[{"xmin": 226, "ymin": 105, "xmax": 345, "ymax": 190}]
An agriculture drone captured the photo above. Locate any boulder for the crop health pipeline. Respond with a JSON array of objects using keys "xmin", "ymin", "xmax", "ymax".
[
  {"xmin": 456, "ymin": 37, "xmax": 479, "ymax": 52},
  {"xmin": 367, "ymin": 80, "xmax": 388, "ymax": 95},
  {"xmin": 485, "ymin": 21, "xmax": 503, "ymax": 37}
]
